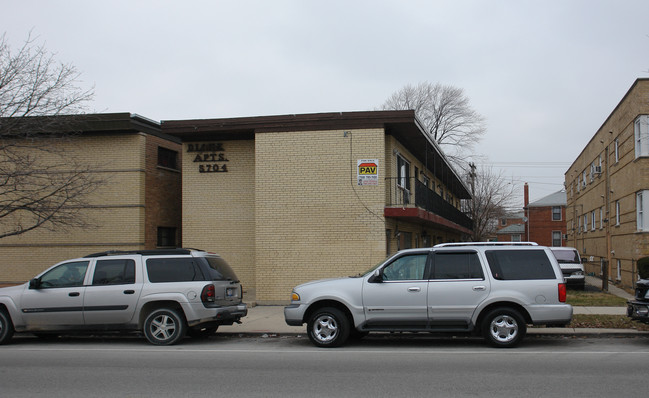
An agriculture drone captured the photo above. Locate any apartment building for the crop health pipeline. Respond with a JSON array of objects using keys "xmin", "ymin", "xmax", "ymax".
[
  {"xmin": 0, "ymin": 113, "xmax": 182, "ymax": 282},
  {"xmin": 162, "ymin": 110, "xmax": 472, "ymax": 302},
  {"xmin": 566, "ymin": 78, "xmax": 649, "ymax": 289}
]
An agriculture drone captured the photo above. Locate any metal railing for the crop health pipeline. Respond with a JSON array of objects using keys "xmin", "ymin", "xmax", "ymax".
[{"xmin": 386, "ymin": 178, "xmax": 473, "ymax": 230}]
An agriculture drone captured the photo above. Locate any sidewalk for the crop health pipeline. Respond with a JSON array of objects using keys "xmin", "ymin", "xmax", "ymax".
[{"xmin": 220, "ymin": 276, "xmax": 647, "ymax": 337}]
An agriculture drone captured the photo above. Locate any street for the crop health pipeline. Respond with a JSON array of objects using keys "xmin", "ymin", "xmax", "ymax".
[{"xmin": 1, "ymin": 334, "xmax": 647, "ymax": 397}]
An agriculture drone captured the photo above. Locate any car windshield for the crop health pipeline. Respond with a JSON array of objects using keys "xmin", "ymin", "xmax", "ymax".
[{"xmin": 552, "ymin": 249, "xmax": 580, "ymax": 263}]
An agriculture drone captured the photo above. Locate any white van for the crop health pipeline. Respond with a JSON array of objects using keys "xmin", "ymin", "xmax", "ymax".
[{"xmin": 550, "ymin": 247, "xmax": 585, "ymax": 290}]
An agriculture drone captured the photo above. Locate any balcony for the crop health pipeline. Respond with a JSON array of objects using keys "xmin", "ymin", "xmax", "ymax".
[{"xmin": 385, "ymin": 178, "xmax": 473, "ymax": 233}]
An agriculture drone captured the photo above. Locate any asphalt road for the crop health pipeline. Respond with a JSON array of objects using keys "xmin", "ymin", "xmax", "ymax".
[{"xmin": 1, "ymin": 334, "xmax": 647, "ymax": 398}]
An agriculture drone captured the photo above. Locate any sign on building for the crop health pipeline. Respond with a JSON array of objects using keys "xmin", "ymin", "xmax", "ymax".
[{"xmin": 357, "ymin": 159, "xmax": 379, "ymax": 186}]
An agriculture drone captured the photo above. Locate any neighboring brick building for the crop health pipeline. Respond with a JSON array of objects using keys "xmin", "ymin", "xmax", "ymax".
[
  {"xmin": 162, "ymin": 110, "xmax": 472, "ymax": 303},
  {"xmin": 566, "ymin": 78, "xmax": 649, "ymax": 289},
  {"xmin": 525, "ymin": 187, "xmax": 567, "ymax": 247},
  {"xmin": 0, "ymin": 113, "xmax": 182, "ymax": 282}
]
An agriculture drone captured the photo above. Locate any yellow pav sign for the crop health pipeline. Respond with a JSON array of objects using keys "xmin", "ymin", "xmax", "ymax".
[{"xmin": 357, "ymin": 159, "xmax": 379, "ymax": 186}]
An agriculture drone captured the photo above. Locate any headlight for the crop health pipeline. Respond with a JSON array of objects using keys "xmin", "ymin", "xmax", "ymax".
[{"xmin": 291, "ymin": 292, "xmax": 300, "ymax": 302}]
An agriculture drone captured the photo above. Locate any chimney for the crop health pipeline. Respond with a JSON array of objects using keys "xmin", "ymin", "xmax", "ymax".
[{"xmin": 524, "ymin": 183, "xmax": 529, "ymax": 207}]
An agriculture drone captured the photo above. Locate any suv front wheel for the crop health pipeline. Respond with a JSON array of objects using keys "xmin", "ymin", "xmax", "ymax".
[
  {"xmin": 143, "ymin": 308, "xmax": 187, "ymax": 345},
  {"xmin": 307, "ymin": 307, "xmax": 350, "ymax": 348},
  {"xmin": 481, "ymin": 307, "xmax": 526, "ymax": 348}
]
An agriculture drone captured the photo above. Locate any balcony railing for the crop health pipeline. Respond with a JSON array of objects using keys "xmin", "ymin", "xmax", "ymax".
[{"xmin": 386, "ymin": 177, "xmax": 473, "ymax": 231}]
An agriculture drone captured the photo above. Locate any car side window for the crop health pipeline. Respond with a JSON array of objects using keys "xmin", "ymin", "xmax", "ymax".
[
  {"xmin": 146, "ymin": 258, "xmax": 206, "ymax": 283},
  {"xmin": 92, "ymin": 259, "xmax": 136, "ymax": 286},
  {"xmin": 40, "ymin": 261, "xmax": 90, "ymax": 288},
  {"xmin": 485, "ymin": 249, "xmax": 556, "ymax": 280},
  {"xmin": 432, "ymin": 252, "xmax": 483, "ymax": 280},
  {"xmin": 382, "ymin": 254, "xmax": 427, "ymax": 281}
]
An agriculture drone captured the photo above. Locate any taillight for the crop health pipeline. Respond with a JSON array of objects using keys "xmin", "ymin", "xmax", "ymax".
[
  {"xmin": 201, "ymin": 284, "xmax": 216, "ymax": 303},
  {"xmin": 558, "ymin": 283, "xmax": 567, "ymax": 303}
]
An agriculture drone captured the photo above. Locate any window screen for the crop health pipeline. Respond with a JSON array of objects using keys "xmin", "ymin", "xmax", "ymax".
[{"xmin": 485, "ymin": 249, "xmax": 556, "ymax": 280}]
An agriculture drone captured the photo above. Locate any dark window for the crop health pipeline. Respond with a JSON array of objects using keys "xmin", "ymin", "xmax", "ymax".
[
  {"xmin": 146, "ymin": 258, "xmax": 205, "ymax": 283},
  {"xmin": 397, "ymin": 155, "xmax": 410, "ymax": 190},
  {"xmin": 92, "ymin": 259, "xmax": 136, "ymax": 285},
  {"xmin": 432, "ymin": 252, "xmax": 483, "ymax": 279},
  {"xmin": 485, "ymin": 249, "xmax": 556, "ymax": 280},
  {"xmin": 381, "ymin": 254, "xmax": 427, "ymax": 281},
  {"xmin": 552, "ymin": 206, "xmax": 562, "ymax": 221},
  {"xmin": 158, "ymin": 147, "xmax": 178, "ymax": 170},
  {"xmin": 157, "ymin": 227, "xmax": 177, "ymax": 248},
  {"xmin": 201, "ymin": 256, "xmax": 239, "ymax": 281}
]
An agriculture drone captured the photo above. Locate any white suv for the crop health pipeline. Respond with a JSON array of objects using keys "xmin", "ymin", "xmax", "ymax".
[
  {"xmin": 0, "ymin": 249, "xmax": 247, "ymax": 345},
  {"xmin": 285, "ymin": 243, "xmax": 572, "ymax": 348}
]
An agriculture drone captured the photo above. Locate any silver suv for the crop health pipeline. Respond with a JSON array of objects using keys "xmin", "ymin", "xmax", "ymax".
[
  {"xmin": 0, "ymin": 249, "xmax": 247, "ymax": 345},
  {"xmin": 285, "ymin": 243, "xmax": 572, "ymax": 348}
]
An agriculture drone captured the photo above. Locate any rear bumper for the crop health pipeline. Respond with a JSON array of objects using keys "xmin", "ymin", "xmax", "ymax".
[
  {"xmin": 528, "ymin": 304, "xmax": 573, "ymax": 325},
  {"xmin": 188, "ymin": 303, "xmax": 248, "ymax": 327}
]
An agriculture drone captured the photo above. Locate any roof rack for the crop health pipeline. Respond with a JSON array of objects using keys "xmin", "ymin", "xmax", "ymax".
[
  {"xmin": 84, "ymin": 248, "xmax": 202, "ymax": 258},
  {"xmin": 434, "ymin": 242, "xmax": 538, "ymax": 248}
]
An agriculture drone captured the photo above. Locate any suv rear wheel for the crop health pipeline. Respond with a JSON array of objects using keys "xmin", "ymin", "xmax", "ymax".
[
  {"xmin": 0, "ymin": 310, "xmax": 14, "ymax": 345},
  {"xmin": 307, "ymin": 307, "xmax": 350, "ymax": 348},
  {"xmin": 482, "ymin": 307, "xmax": 526, "ymax": 348},
  {"xmin": 143, "ymin": 308, "xmax": 186, "ymax": 345}
]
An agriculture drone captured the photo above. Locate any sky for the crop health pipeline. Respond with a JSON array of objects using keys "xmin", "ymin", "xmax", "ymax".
[{"xmin": 3, "ymin": 0, "xmax": 649, "ymax": 206}]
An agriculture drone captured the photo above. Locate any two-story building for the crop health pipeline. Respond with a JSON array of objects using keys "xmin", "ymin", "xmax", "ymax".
[
  {"xmin": 566, "ymin": 78, "xmax": 649, "ymax": 289},
  {"xmin": 0, "ymin": 113, "xmax": 182, "ymax": 282},
  {"xmin": 162, "ymin": 110, "xmax": 472, "ymax": 303}
]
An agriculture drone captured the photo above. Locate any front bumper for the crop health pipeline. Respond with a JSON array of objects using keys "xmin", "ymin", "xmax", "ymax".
[
  {"xmin": 627, "ymin": 301, "xmax": 649, "ymax": 323},
  {"xmin": 284, "ymin": 303, "xmax": 306, "ymax": 326}
]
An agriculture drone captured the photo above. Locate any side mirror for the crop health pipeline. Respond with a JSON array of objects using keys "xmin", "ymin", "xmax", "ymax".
[
  {"xmin": 368, "ymin": 269, "xmax": 383, "ymax": 283},
  {"xmin": 29, "ymin": 278, "xmax": 41, "ymax": 289}
]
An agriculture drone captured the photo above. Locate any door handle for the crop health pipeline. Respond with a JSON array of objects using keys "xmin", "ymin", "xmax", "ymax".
[
  {"xmin": 472, "ymin": 286, "xmax": 486, "ymax": 291},
  {"xmin": 407, "ymin": 287, "xmax": 421, "ymax": 292},
  {"xmin": 69, "ymin": 292, "xmax": 80, "ymax": 297},
  {"xmin": 123, "ymin": 290, "xmax": 135, "ymax": 295}
]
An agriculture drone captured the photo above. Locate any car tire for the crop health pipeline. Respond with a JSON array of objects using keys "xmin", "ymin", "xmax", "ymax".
[
  {"xmin": 307, "ymin": 307, "xmax": 350, "ymax": 348},
  {"xmin": 482, "ymin": 307, "xmax": 526, "ymax": 348},
  {"xmin": 143, "ymin": 308, "xmax": 186, "ymax": 345},
  {"xmin": 187, "ymin": 326, "xmax": 219, "ymax": 339},
  {"xmin": 0, "ymin": 309, "xmax": 14, "ymax": 345}
]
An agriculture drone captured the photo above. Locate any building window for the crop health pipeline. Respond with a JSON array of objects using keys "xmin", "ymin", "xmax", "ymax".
[
  {"xmin": 552, "ymin": 206, "xmax": 562, "ymax": 221},
  {"xmin": 552, "ymin": 231, "xmax": 562, "ymax": 247},
  {"xmin": 511, "ymin": 234, "xmax": 521, "ymax": 242},
  {"xmin": 158, "ymin": 147, "xmax": 179, "ymax": 170},
  {"xmin": 638, "ymin": 191, "xmax": 649, "ymax": 231},
  {"xmin": 614, "ymin": 138, "xmax": 619, "ymax": 163},
  {"xmin": 578, "ymin": 215, "xmax": 582, "ymax": 233},
  {"xmin": 501, "ymin": 218, "xmax": 507, "ymax": 226},
  {"xmin": 635, "ymin": 115, "xmax": 649, "ymax": 158},
  {"xmin": 584, "ymin": 212, "xmax": 588, "ymax": 232},
  {"xmin": 617, "ymin": 259, "xmax": 622, "ymax": 281},
  {"xmin": 591, "ymin": 210, "xmax": 596, "ymax": 231},
  {"xmin": 397, "ymin": 155, "xmax": 410, "ymax": 190},
  {"xmin": 600, "ymin": 207, "xmax": 604, "ymax": 229},
  {"xmin": 616, "ymin": 200, "xmax": 621, "ymax": 226},
  {"xmin": 157, "ymin": 227, "xmax": 177, "ymax": 248}
]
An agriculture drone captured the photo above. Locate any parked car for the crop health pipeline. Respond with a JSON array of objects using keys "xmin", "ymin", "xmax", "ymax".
[
  {"xmin": 0, "ymin": 249, "xmax": 247, "ymax": 345},
  {"xmin": 285, "ymin": 242, "xmax": 572, "ymax": 348},
  {"xmin": 550, "ymin": 247, "xmax": 586, "ymax": 290},
  {"xmin": 627, "ymin": 279, "xmax": 649, "ymax": 323}
]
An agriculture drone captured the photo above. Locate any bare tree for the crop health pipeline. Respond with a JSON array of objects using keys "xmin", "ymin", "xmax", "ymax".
[
  {"xmin": 379, "ymin": 82, "xmax": 486, "ymax": 168},
  {"xmin": 0, "ymin": 32, "xmax": 101, "ymax": 239},
  {"xmin": 464, "ymin": 165, "xmax": 517, "ymax": 241}
]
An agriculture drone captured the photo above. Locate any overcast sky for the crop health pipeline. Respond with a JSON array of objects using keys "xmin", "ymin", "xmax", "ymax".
[{"xmin": 3, "ymin": 0, "xmax": 649, "ymax": 205}]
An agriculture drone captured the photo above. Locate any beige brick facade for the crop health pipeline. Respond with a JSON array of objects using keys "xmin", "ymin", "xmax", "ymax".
[
  {"xmin": 0, "ymin": 114, "xmax": 181, "ymax": 283},
  {"xmin": 566, "ymin": 79, "xmax": 649, "ymax": 289},
  {"xmin": 164, "ymin": 111, "xmax": 472, "ymax": 303}
]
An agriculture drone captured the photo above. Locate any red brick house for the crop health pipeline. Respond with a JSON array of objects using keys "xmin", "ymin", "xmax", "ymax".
[{"xmin": 524, "ymin": 184, "xmax": 567, "ymax": 247}]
